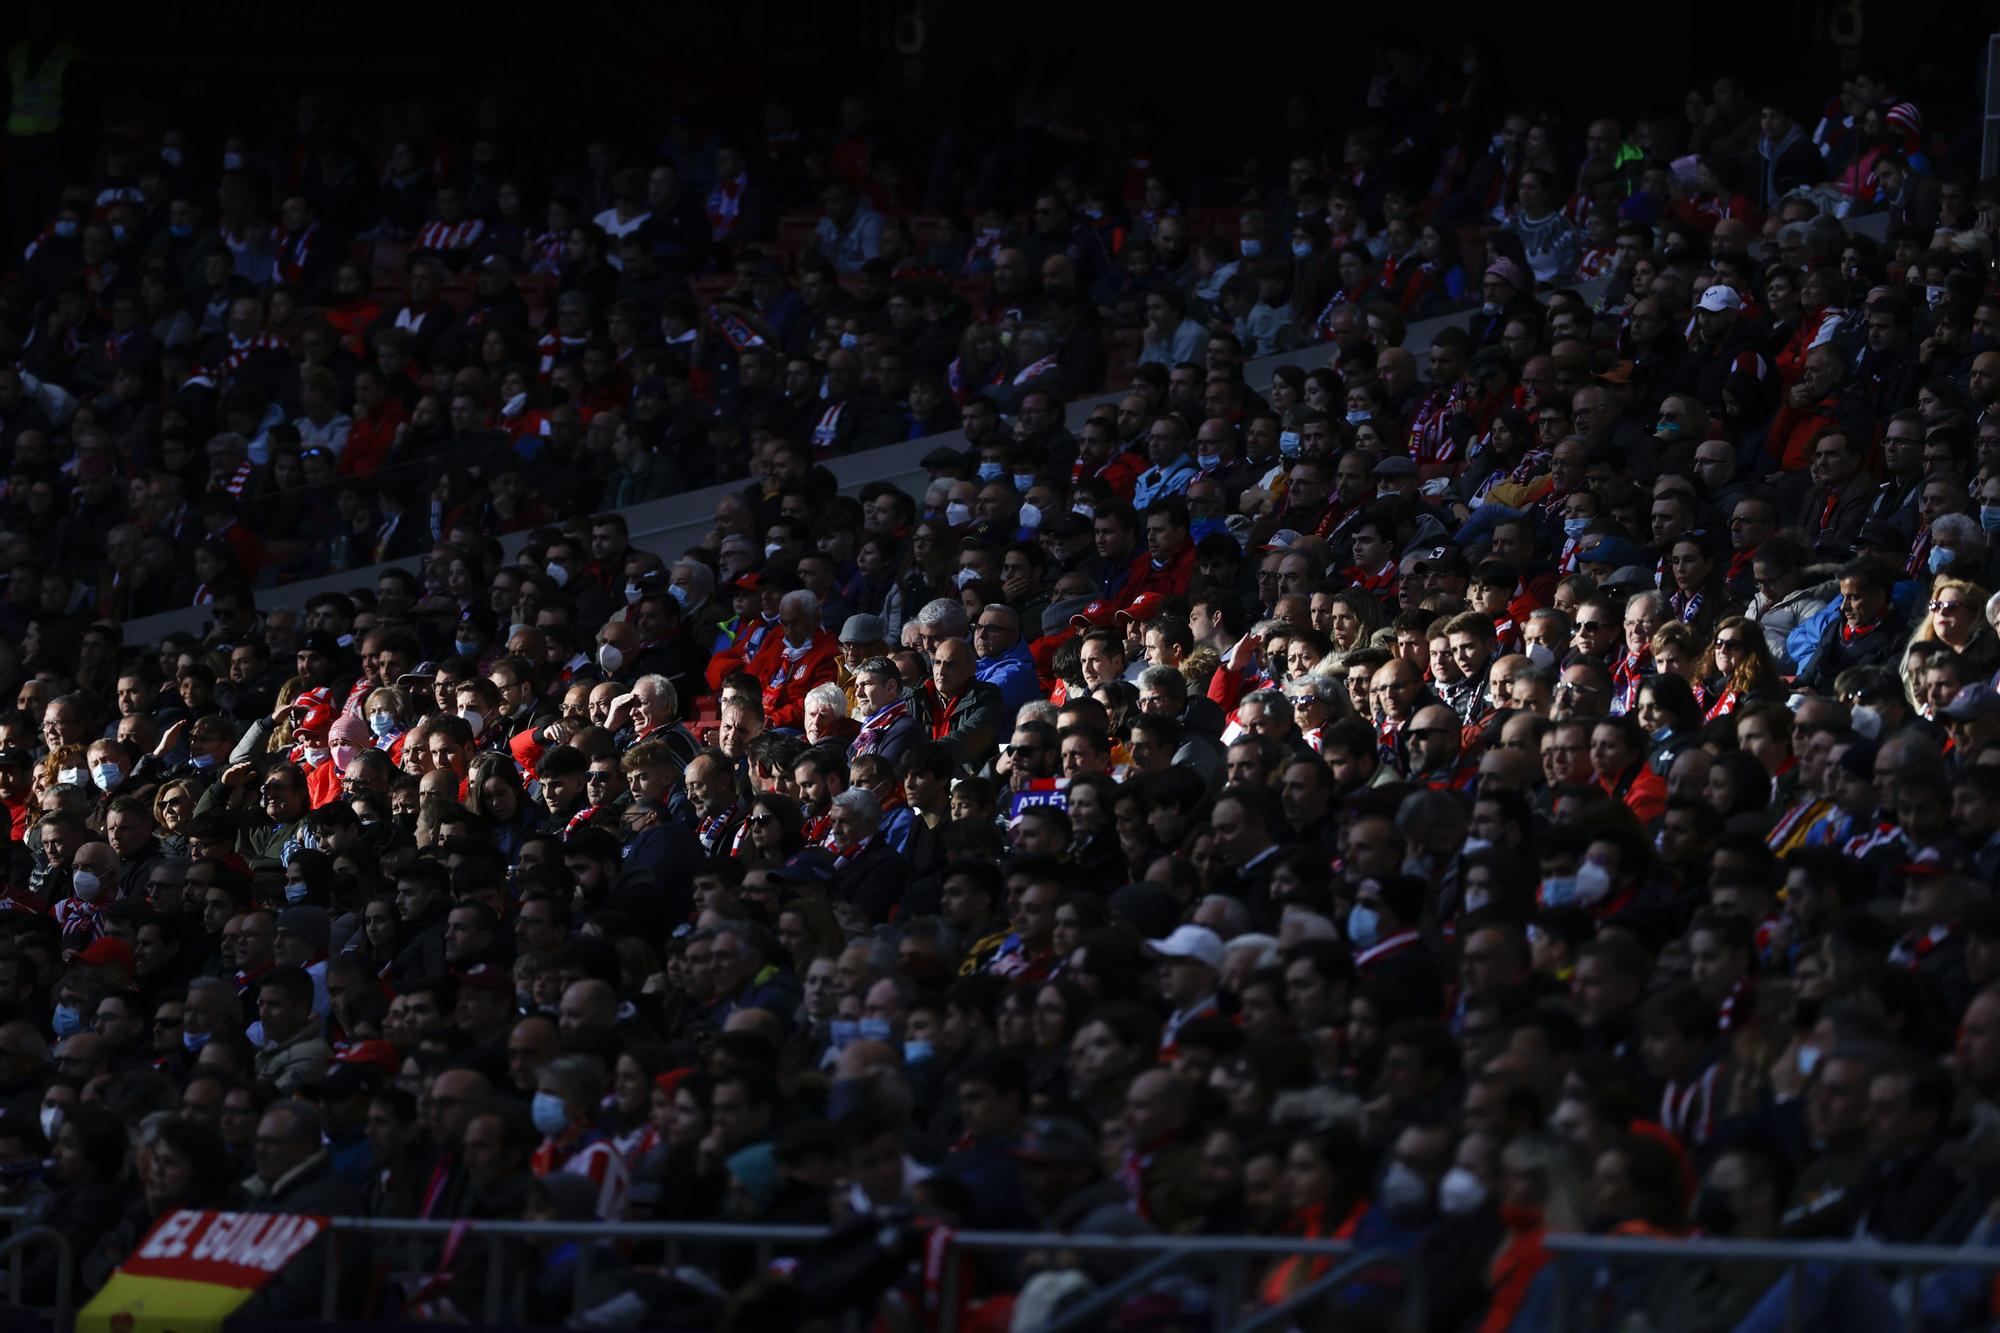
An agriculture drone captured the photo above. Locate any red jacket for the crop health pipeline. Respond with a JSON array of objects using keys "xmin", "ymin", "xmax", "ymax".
[
  {"xmin": 1115, "ymin": 539, "xmax": 1195, "ymax": 610},
  {"xmin": 750, "ymin": 628, "xmax": 841, "ymax": 730}
]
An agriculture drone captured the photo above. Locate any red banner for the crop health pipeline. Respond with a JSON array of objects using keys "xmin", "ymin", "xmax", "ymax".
[{"xmin": 118, "ymin": 1210, "xmax": 329, "ymax": 1290}]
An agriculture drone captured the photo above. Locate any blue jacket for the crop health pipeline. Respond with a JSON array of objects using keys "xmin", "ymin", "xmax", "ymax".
[
  {"xmin": 975, "ymin": 642, "xmax": 1041, "ymax": 717},
  {"xmin": 1786, "ymin": 580, "xmax": 1920, "ymax": 676}
]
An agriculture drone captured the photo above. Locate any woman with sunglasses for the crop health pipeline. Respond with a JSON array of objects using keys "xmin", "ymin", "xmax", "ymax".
[
  {"xmin": 740, "ymin": 793, "xmax": 805, "ymax": 867},
  {"xmin": 1695, "ymin": 614, "xmax": 1786, "ymax": 722},
  {"xmin": 1906, "ymin": 575, "xmax": 1999, "ymax": 687}
]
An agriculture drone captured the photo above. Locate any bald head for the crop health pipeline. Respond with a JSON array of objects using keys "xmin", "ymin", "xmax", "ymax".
[{"xmin": 558, "ymin": 979, "xmax": 617, "ymax": 1036}]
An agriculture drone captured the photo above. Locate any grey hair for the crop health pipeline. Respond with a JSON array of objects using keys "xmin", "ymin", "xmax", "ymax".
[
  {"xmin": 1625, "ymin": 590, "xmax": 1667, "ymax": 619},
  {"xmin": 1199, "ymin": 896, "xmax": 1253, "ymax": 940},
  {"xmin": 1933, "ymin": 513, "xmax": 1988, "ymax": 556},
  {"xmin": 831, "ymin": 788, "xmax": 882, "ymax": 829},
  {"xmin": 1017, "ymin": 700, "xmax": 1059, "ymax": 726},
  {"xmin": 915, "ymin": 598, "xmax": 969, "ymax": 637},
  {"xmin": 1222, "ymin": 931, "xmax": 1280, "ymax": 969},
  {"xmin": 778, "ymin": 589, "xmax": 820, "ymax": 621},
  {"xmin": 635, "ymin": 673, "xmax": 678, "ymax": 718},
  {"xmin": 1243, "ymin": 687, "xmax": 1293, "ymax": 719},
  {"xmin": 266, "ymin": 1098, "xmax": 324, "ymax": 1144},
  {"xmin": 538, "ymin": 1054, "xmax": 608, "ymax": 1108},
  {"xmin": 1281, "ymin": 907, "xmax": 1339, "ymax": 942},
  {"xmin": 1137, "ymin": 665, "xmax": 1187, "ymax": 701},
  {"xmin": 185, "ymin": 977, "xmax": 243, "ymax": 1029},
  {"xmin": 805, "ymin": 683, "xmax": 849, "ymax": 718},
  {"xmin": 668, "ymin": 559, "xmax": 714, "ymax": 605},
  {"xmin": 1287, "ymin": 671, "xmax": 1347, "ymax": 707}
]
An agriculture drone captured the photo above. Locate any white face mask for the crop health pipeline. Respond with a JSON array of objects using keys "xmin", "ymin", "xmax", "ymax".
[
  {"xmin": 1439, "ymin": 1165, "xmax": 1487, "ymax": 1216},
  {"xmin": 544, "ymin": 561, "xmax": 570, "ymax": 588},
  {"xmin": 1574, "ymin": 859, "xmax": 1612, "ymax": 905},
  {"xmin": 1524, "ymin": 642, "xmax": 1556, "ymax": 670},
  {"xmin": 1018, "ymin": 502, "xmax": 1042, "ymax": 529},
  {"xmin": 945, "ymin": 501, "xmax": 972, "ymax": 527},
  {"xmin": 71, "ymin": 869, "xmax": 104, "ymax": 901},
  {"xmin": 624, "ymin": 583, "xmax": 643, "ymax": 605},
  {"xmin": 597, "ymin": 643, "xmax": 625, "ymax": 674},
  {"xmin": 460, "ymin": 710, "xmax": 486, "ymax": 737},
  {"xmin": 764, "ymin": 542, "xmax": 784, "ymax": 559},
  {"xmin": 58, "ymin": 767, "xmax": 83, "ymax": 788},
  {"xmin": 1850, "ymin": 704, "xmax": 1883, "ymax": 739}
]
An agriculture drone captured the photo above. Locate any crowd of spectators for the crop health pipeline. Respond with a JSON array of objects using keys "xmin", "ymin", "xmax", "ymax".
[{"xmin": 4, "ymin": 27, "xmax": 2000, "ymax": 1333}]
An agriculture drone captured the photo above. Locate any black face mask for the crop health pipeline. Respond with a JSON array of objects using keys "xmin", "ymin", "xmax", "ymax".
[{"xmin": 1692, "ymin": 1188, "xmax": 1736, "ymax": 1235}]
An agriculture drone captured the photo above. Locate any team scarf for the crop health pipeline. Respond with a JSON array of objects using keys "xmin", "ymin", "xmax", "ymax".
[
  {"xmin": 1703, "ymin": 687, "xmax": 1741, "ymax": 723},
  {"xmin": 416, "ymin": 217, "xmax": 484, "ymax": 251},
  {"xmin": 1672, "ymin": 589, "xmax": 1704, "ymax": 624},
  {"xmin": 1817, "ymin": 488, "xmax": 1841, "ymax": 532},
  {"xmin": 1890, "ymin": 922, "xmax": 1955, "ymax": 969},
  {"xmin": 706, "ymin": 174, "xmax": 747, "ymax": 239},
  {"xmin": 1012, "ymin": 353, "xmax": 1059, "ymax": 385},
  {"xmin": 856, "ymin": 698, "xmax": 910, "ymax": 742},
  {"xmin": 811, "ymin": 400, "xmax": 845, "ymax": 451},
  {"xmin": 828, "ymin": 834, "xmax": 874, "ymax": 869},
  {"xmin": 946, "ymin": 354, "xmax": 1003, "ymax": 404},
  {"xmin": 1611, "ymin": 647, "xmax": 1651, "ymax": 714},
  {"xmin": 1905, "ymin": 529, "xmax": 1932, "ymax": 577},
  {"xmin": 697, "ymin": 805, "xmax": 739, "ymax": 852},
  {"xmin": 272, "ymin": 221, "xmax": 320, "ymax": 285}
]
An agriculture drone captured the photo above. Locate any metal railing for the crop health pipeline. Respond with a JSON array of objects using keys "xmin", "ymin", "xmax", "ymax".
[
  {"xmin": 1541, "ymin": 1231, "xmax": 2000, "ymax": 1333},
  {"xmin": 0, "ymin": 1214, "xmax": 74, "ymax": 1333}
]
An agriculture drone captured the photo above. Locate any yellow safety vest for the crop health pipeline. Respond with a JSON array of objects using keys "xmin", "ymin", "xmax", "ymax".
[{"xmin": 6, "ymin": 39, "xmax": 74, "ymax": 138}]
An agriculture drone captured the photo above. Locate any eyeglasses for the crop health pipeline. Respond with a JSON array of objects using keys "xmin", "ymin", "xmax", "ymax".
[
  {"xmin": 746, "ymin": 814, "xmax": 775, "ymax": 826},
  {"xmin": 1553, "ymin": 682, "xmax": 1601, "ymax": 697},
  {"xmin": 1714, "ymin": 637, "xmax": 1750, "ymax": 650},
  {"xmin": 1574, "ymin": 621, "xmax": 1612, "ymax": 633},
  {"xmin": 1930, "ymin": 600, "xmax": 1966, "ymax": 613}
]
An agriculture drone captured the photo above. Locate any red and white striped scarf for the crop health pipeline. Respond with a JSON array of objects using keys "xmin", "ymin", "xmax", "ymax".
[
  {"xmin": 417, "ymin": 217, "xmax": 485, "ymax": 252},
  {"xmin": 271, "ymin": 221, "xmax": 320, "ymax": 286},
  {"xmin": 706, "ymin": 175, "xmax": 747, "ymax": 240},
  {"xmin": 1660, "ymin": 1063, "xmax": 1720, "ymax": 1148}
]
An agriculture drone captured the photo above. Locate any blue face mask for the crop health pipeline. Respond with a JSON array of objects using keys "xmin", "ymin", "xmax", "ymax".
[
  {"xmin": 1012, "ymin": 473, "xmax": 1035, "ymax": 493},
  {"xmin": 1983, "ymin": 506, "xmax": 2000, "ymax": 535},
  {"xmin": 182, "ymin": 1029, "xmax": 211, "ymax": 1053},
  {"xmin": 858, "ymin": 1017, "xmax": 893, "ymax": 1042},
  {"xmin": 1279, "ymin": 430, "xmax": 1303, "ymax": 459},
  {"xmin": 369, "ymin": 712, "xmax": 399, "ymax": 740},
  {"xmin": 1291, "ymin": 240, "xmax": 1313, "ymax": 259},
  {"xmin": 51, "ymin": 1005, "xmax": 82, "ymax": 1039},
  {"xmin": 976, "ymin": 462, "xmax": 1004, "ymax": 483},
  {"xmin": 904, "ymin": 1040, "xmax": 934, "ymax": 1065},
  {"xmin": 1540, "ymin": 876, "xmax": 1579, "ymax": 908},
  {"xmin": 453, "ymin": 638, "xmax": 482, "ymax": 659},
  {"xmin": 1929, "ymin": 545, "xmax": 1954, "ymax": 573},
  {"xmin": 530, "ymin": 1091, "xmax": 569, "ymax": 1136},
  {"xmin": 1239, "ymin": 238, "xmax": 1262, "ymax": 259},
  {"xmin": 666, "ymin": 583, "xmax": 690, "ymax": 610},
  {"xmin": 1346, "ymin": 411, "xmax": 1371, "ymax": 424},
  {"xmin": 189, "ymin": 752, "xmax": 216, "ymax": 769},
  {"xmin": 52, "ymin": 220, "xmax": 77, "ymax": 239},
  {"xmin": 1563, "ymin": 517, "xmax": 1589, "ymax": 540},
  {"xmin": 1346, "ymin": 904, "xmax": 1381, "ymax": 951},
  {"xmin": 168, "ymin": 223, "xmax": 192, "ymax": 239}
]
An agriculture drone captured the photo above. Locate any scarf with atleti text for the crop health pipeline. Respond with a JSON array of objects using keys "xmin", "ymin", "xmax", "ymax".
[
  {"xmin": 811, "ymin": 401, "xmax": 845, "ymax": 451},
  {"xmin": 706, "ymin": 175, "xmax": 746, "ymax": 239},
  {"xmin": 1313, "ymin": 501, "xmax": 1357, "ymax": 540},
  {"xmin": 716, "ymin": 313, "xmax": 765, "ymax": 351},
  {"xmin": 1703, "ymin": 688, "xmax": 1740, "ymax": 723},
  {"xmin": 697, "ymin": 805, "xmax": 739, "ymax": 852},
  {"xmin": 1673, "ymin": 590, "xmax": 1704, "ymax": 624}
]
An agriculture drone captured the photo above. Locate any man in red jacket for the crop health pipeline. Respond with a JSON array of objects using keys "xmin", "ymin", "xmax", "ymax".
[
  {"xmin": 749, "ymin": 589, "xmax": 840, "ymax": 731},
  {"xmin": 1115, "ymin": 497, "xmax": 1196, "ymax": 611}
]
